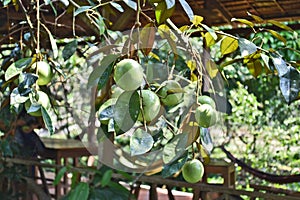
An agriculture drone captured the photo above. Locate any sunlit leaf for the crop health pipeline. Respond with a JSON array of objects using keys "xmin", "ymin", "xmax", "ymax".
[
  {"xmin": 231, "ymin": 18, "xmax": 254, "ymax": 28},
  {"xmin": 238, "ymin": 38, "xmax": 257, "ymax": 57},
  {"xmin": 163, "ymin": 133, "xmax": 188, "ymax": 164},
  {"xmin": 123, "ymin": 0, "xmax": 137, "ymax": 10},
  {"xmin": 87, "ymin": 54, "xmax": 119, "ymax": 87},
  {"xmin": 110, "ymin": 2, "xmax": 124, "ymax": 12},
  {"xmin": 155, "ymin": 1, "xmax": 175, "ymax": 25},
  {"xmin": 62, "ymin": 40, "xmax": 78, "ymax": 61},
  {"xmin": 220, "ymin": 36, "xmax": 239, "ymax": 55},
  {"xmin": 204, "ymin": 32, "xmax": 216, "ymax": 47},
  {"xmin": 201, "ymin": 24, "xmax": 217, "ymax": 40},
  {"xmin": 220, "ymin": 58, "xmax": 243, "ymax": 69},
  {"xmin": 267, "ymin": 20, "xmax": 293, "ymax": 32},
  {"xmin": 41, "ymin": 23, "xmax": 58, "ymax": 59},
  {"xmin": 5, "ymin": 57, "xmax": 32, "ymax": 81},
  {"xmin": 41, "ymin": 107, "xmax": 54, "ymax": 134},
  {"xmin": 247, "ymin": 59, "xmax": 262, "ymax": 78},
  {"xmin": 130, "ymin": 128, "xmax": 154, "ymax": 156},
  {"xmin": 165, "ymin": 0, "xmax": 175, "ymax": 9},
  {"xmin": 74, "ymin": 6, "xmax": 92, "ymax": 16},
  {"xmin": 279, "ymin": 66, "xmax": 300, "ymax": 104},
  {"xmin": 114, "ymin": 91, "xmax": 140, "ymax": 133},
  {"xmin": 179, "ymin": 0, "xmax": 194, "ymax": 21},
  {"xmin": 200, "ymin": 127, "xmax": 213, "ymax": 154},
  {"xmin": 191, "ymin": 15, "xmax": 203, "ymax": 26},
  {"xmin": 271, "ymin": 55, "xmax": 289, "ymax": 77},
  {"xmin": 266, "ymin": 29, "xmax": 286, "ymax": 44},
  {"xmin": 247, "ymin": 12, "xmax": 263, "ymax": 23},
  {"xmin": 10, "ymin": 88, "xmax": 29, "ymax": 106}
]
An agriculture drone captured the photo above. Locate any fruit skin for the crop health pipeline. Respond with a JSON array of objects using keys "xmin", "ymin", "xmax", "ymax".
[
  {"xmin": 195, "ymin": 104, "xmax": 217, "ymax": 128},
  {"xmin": 138, "ymin": 90, "xmax": 161, "ymax": 122},
  {"xmin": 158, "ymin": 80, "xmax": 183, "ymax": 107},
  {"xmin": 198, "ymin": 95, "xmax": 216, "ymax": 109},
  {"xmin": 36, "ymin": 61, "xmax": 53, "ymax": 86},
  {"xmin": 182, "ymin": 159, "xmax": 204, "ymax": 183},
  {"xmin": 25, "ymin": 91, "xmax": 51, "ymax": 117},
  {"xmin": 113, "ymin": 59, "xmax": 144, "ymax": 91}
]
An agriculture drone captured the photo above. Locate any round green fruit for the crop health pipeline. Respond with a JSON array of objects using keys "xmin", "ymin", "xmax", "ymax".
[
  {"xmin": 198, "ymin": 95, "xmax": 216, "ymax": 109},
  {"xmin": 182, "ymin": 159, "xmax": 204, "ymax": 183},
  {"xmin": 195, "ymin": 104, "xmax": 217, "ymax": 128},
  {"xmin": 158, "ymin": 80, "xmax": 183, "ymax": 107},
  {"xmin": 113, "ymin": 59, "xmax": 144, "ymax": 91},
  {"xmin": 25, "ymin": 91, "xmax": 51, "ymax": 117},
  {"xmin": 138, "ymin": 90, "xmax": 161, "ymax": 122},
  {"xmin": 36, "ymin": 61, "xmax": 53, "ymax": 86}
]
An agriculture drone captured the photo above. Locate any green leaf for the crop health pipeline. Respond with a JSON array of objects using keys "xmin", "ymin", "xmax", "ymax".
[
  {"xmin": 74, "ymin": 6, "xmax": 92, "ymax": 16},
  {"xmin": 178, "ymin": 0, "xmax": 194, "ymax": 21},
  {"xmin": 220, "ymin": 36, "xmax": 239, "ymax": 55},
  {"xmin": 231, "ymin": 18, "xmax": 254, "ymax": 28},
  {"xmin": 130, "ymin": 128, "xmax": 154, "ymax": 156},
  {"xmin": 155, "ymin": 1, "xmax": 175, "ymax": 25},
  {"xmin": 98, "ymin": 99, "xmax": 116, "ymax": 122},
  {"xmin": 62, "ymin": 40, "xmax": 78, "ymax": 61},
  {"xmin": 110, "ymin": 2, "xmax": 124, "ymax": 12},
  {"xmin": 123, "ymin": 0, "xmax": 137, "ymax": 10},
  {"xmin": 18, "ymin": 73, "xmax": 38, "ymax": 96},
  {"xmin": 161, "ymin": 152, "xmax": 188, "ymax": 178},
  {"xmin": 113, "ymin": 91, "xmax": 140, "ymax": 133},
  {"xmin": 98, "ymin": 64, "xmax": 113, "ymax": 90},
  {"xmin": 41, "ymin": 23, "xmax": 58, "ymax": 59},
  {"xmin": 279, "ymin": 66, "xmax": 300, "ymax": 104},
  {"xmin": 158, "ymin": 25, "xmax": 178, "ymax": 58},
  {"xmin": 247, "ymin": 59, "xmax": 263, "ymax": 78},
  {"xmin": 53, "ymin": 166, "xmax": 67, "ymax": 185},
  {"xmin": 68, "ymin": 182, "xmax": 89, "ymax": 200},
  {"xmin": 87, "ymin": 54, "xmax": 119, "ymax": 87},
  {"xmin": 271, "ymin": 55, "xmax": 289, "ymax": 77},
  {"xmin": 220, "ymin": 58, "xmax": 243, "ymax": 69},
  {"xmin": 238, "ymin": 38, "xmax": 257, "ymax": 57},
  {"xmin": 101, "ymin": 169, "xmax": 113, "ymax": 187},
  {"xmin": 5, "ymin": 57, "xmax": 32, "ymax": 81},
  {"xmin": 267, "ymin": 20, "xmax": 293, "ymax": 32},
  {"xmin": 163, "ymin": 133, "xmax": 188, "ymax": 164},
  {"xmin": 41, "ymin": 107, "xmax": 54, "ymax": 134},
  {"xmin": 96, "ymin": 16, "xmax": 106, "ymax": 35},
  {"xmin": 266, "ymin": 29, "xmax": 286, "ymax": 44}
]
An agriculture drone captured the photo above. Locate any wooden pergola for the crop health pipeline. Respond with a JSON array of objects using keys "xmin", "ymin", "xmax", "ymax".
[{"xmin": 1, "ymin": 0, "xmax": 300, "ymax": 44}]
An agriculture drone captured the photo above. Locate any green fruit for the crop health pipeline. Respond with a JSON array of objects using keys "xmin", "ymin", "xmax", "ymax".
[
  {"xmin": 195, "ymin": 104, "xmax": 217, "ymax": 128},
  {"xmin": 113, "ymin": 59, "xmax": 144, "ymax": 91},
  {"xmin": 25, "ymin": 91, "xmax": 51, "ymax": 116},
  {"xmin": 138, "ymin": 90, "xmax": 161, "ymax": 122},
  {"xmin": 198, "ymin": 95, "xmax": 216, "ymax": 109},
  {"xmin": 182, "ymin": 159, "xmax": 204, "ymax": 183},
  {"xmin": 36, "ymin": 61, "xmax": 53, "ymax": 86},
  {"xmin": 158, "ymin": 80, "xmax": 183, "ymax": 107}
]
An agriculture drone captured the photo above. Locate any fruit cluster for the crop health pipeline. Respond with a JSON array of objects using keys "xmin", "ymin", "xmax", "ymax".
[{"xmin": 100, "ymin": 58, "xmax": 219, "ymax": 183}]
